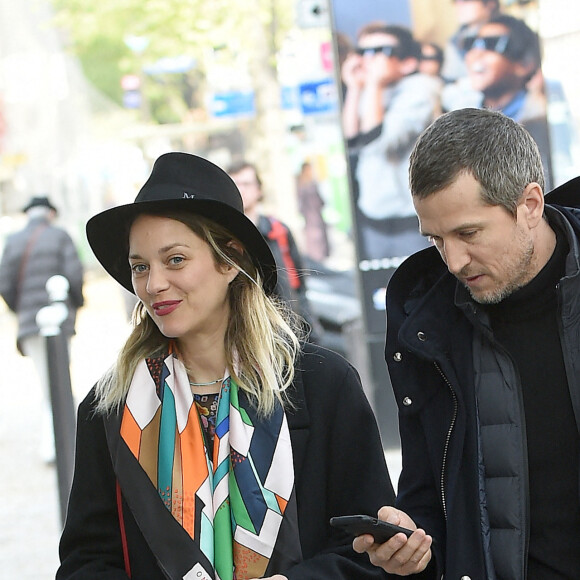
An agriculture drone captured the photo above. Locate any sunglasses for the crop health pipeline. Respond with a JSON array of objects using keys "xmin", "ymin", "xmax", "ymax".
[
  {"xmin": 462, "ymin": 35, "xmax": 510, "ymax": 55},
  {"xmin": 355, "ymin": 45, "xmax": 401, "ymax": 58}
]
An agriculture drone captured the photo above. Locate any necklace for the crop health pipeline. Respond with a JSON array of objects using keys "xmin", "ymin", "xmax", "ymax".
[{"xmin": 189, "ymin": 378, "xmax": 224, "ymax": 387}]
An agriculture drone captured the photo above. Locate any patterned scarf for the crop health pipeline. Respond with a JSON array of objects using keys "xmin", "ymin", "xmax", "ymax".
[{"xmin": 119, "ymin": 350, "xmax": 298, "ymax": 579}]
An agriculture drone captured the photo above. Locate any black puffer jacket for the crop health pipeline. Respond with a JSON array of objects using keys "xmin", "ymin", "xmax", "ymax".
[
  {"xmin": 384, "ymin": 177, "xmax": 580, "ymax": 579},
  {"xmin": 0, "ymin": 216, "xmax": 84, "ymax": 352}
]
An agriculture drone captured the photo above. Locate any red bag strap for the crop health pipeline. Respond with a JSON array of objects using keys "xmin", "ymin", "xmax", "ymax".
[{"xmin": 116, "ymin": 480, "xmax": 131, "ymax": 578}]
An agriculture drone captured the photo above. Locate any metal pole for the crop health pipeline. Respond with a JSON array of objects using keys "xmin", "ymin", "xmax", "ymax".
[{"xmin": 36, "ymin": 275, "xmax": 76, "ymax": 525}]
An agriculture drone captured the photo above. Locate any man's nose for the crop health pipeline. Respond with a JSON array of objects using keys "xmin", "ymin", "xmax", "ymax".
[{"xmin": 442, "ymin": 240, "xmax": 471, "ymax": 276}]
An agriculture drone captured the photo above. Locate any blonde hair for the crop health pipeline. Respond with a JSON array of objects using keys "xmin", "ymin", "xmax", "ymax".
[{"xmin": 95, "ymin": 211, "xmax": 303, "ymax": 416}]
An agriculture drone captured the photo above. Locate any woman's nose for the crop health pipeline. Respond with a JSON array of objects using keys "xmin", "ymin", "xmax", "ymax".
[{"xmin": 146, "ymin": 265, "xmax": 169, "ymax": 294}]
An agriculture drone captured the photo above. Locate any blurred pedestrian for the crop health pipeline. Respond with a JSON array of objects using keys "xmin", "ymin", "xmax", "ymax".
[
  {"xmin": 227, "ymin": 160, "xmax": 322, "ymax": 342},
  {"xmin": 0, "ymin": 195, "xmax": 84, "ymax": 462},
  {"xmin": 296, "ymin": 161, "xmax": 330, "ymax": 262},
  {"xmin": 57, "ymin": 152, "xmax": 395, "ymax": 580}
]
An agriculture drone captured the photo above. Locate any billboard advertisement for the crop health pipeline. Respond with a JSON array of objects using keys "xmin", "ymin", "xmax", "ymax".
[{"xmin": 329, "ymin": 0, "xmax": 551, "ymax": 446}]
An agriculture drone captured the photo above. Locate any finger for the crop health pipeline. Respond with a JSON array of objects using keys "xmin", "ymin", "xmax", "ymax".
[
  {"xmin": 352, "ymin": 533, "xmax": 374, "ymax": 554},
  {"xmin": 388, "ymin": 532, "xmax": 432, "ymax": 574}
]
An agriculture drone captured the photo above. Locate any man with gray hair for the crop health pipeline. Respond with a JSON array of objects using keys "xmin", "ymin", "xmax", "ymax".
[
  {"xmin": 353, "ymin": 108, "xmax": 580, "ymax": 578},
  {"xmin": 0, "ymin": 196, "xmax": 84, "ymax": 463}
]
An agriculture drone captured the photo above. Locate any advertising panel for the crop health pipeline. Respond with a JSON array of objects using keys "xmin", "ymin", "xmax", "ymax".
[{"xmin": 329, "ymin": 0, "xmax": 551, "ymax": 445}]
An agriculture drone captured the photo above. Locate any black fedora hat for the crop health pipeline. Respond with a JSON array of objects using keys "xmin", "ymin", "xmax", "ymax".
[
  {"xmin": 23, "ymin": 195, "xmax": 57, "ymax": 213},
  {"xmin": 86, "ymin": 152, "xmax": 277, "ymax": 295}
]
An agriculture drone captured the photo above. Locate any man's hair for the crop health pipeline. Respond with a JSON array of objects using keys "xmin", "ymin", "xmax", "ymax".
[
  {"xmin": 488, "ymin": 14, "xmax": 541, "ymax": 78},
  {"xmin": 357, "ymin": 22, "xmax": 421, "ymax": 60},
  {"xmin": 409, "ymin": 108, "xmax": 545, "ymax": 215},
  {"xmin": 226, "ymin": 160, "xmax": 262, "ymax": 188}
]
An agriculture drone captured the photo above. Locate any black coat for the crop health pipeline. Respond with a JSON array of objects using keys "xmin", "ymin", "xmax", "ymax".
[
  {"xmin": 384, "ymin": 178, "xmax": 580, "ymax": 579},
  {"xmin": 0, "ymin": 217, "xmax": 84, "ymax": 352},
  {"xmin": 57, "ymin": 343, "xmax": 394, "ymax": 579}
]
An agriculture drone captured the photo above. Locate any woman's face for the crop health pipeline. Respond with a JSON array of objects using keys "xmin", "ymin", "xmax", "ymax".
[{"xmin": 128, "ymin": 214, "xmax": 238, "ymax": 345}]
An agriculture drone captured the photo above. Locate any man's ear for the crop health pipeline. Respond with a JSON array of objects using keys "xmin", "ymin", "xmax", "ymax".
[{"xmin": 519, "ymin": 182, "xmax": 545, "ymax": 228}]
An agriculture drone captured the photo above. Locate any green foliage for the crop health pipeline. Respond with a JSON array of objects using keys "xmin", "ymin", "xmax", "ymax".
[
  {"xmin": 75, "ymin": 36, "xmax": 130, "ymax": 105},
  {"xmin": 51, "ymin": 0, "xmax": 295, "ymax": 123}
]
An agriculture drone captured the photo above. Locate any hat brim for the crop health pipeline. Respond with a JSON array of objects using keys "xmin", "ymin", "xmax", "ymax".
[
  {"xmin": 86, "ymin": 198, "xmax": 277, "ymax": 295},
  {"xmin": 23, "ymin": 201, "xmax": 57, "ymax": 213}
]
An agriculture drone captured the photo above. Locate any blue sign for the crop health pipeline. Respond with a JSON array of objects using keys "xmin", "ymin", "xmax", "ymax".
[
  {"xmin": 281, "ymin": 85, "xmax": 300, "ymax": 110},
  {"xmin": 123, "ymin": 89, "xmax": 142, "ymax": 109},
  {"xmin": 209, "ymin": 90, "xmax": 255, "ymax": 118},
  {"xmin": 298, "ymin": 79, "xmax": 338, "ymax": 115}
]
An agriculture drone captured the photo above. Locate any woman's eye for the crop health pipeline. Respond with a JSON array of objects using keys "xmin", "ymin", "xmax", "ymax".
[
  {"xmin": 131, "ymin": 264, "xmax": 147, "ymax": 274},
  {"xmin": 169, "ymin": 256, "xmax": 184, "ymax": 266}
]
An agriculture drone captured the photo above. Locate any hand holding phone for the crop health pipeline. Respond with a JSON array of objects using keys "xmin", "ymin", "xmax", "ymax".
[{"xmin": 329, "ymin": 514, "xmax": 414, "ymax": 544}]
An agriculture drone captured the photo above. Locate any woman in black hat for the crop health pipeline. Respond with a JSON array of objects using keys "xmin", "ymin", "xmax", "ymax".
[{"xmin": 57, "ymin": 152, "xmax": 394, "ymax": 580}]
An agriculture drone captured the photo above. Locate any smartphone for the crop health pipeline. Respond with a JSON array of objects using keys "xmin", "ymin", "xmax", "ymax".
[{"xmin": 329, "ymin": 515, "xmax": 413, "ymax": 544}]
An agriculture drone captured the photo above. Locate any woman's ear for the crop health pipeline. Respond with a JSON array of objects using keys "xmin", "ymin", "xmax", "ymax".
[{"xmin": 223, "ymin": 240, "xmax": 244, "ymax": 283}]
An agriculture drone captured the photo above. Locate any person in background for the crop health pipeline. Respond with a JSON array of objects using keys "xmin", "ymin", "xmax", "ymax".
[
  {"xmin": 354, "ymin": 108, "xmax": 580, "ymax": 578},
  {"xmin": 57, "ymin": 152, "xmax": 395, "ymax": 580},
  {"xmin": 441, "ymin": 0, "xmax": 500, "ymax": 83},
  {"xmin": 341, "ymin": 22, "xmax": 440, "ymax": 261},
  {"xmin": 418, "ymin": 42, "xmax": 444, "ymax": 78},
  {"xmin": 295, "ymin": 161, "xmax": 330, "ymax": 263},
  {"xmin": 442, "ymin": 13, "xmax": 552, "ymax": 187},
  {"xmin": 0, "ymin": 195, "xmax": 84, "ymax": 463},
  {"xmin": 445, "ymin": 14, "xmax": 544, "ymax": 120},
  {"xmin": 227, "ymin": 160, "xmax": 322, "ymax": 342}
]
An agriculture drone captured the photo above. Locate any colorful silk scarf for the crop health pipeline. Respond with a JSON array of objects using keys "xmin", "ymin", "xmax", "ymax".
[{"xmin": 119, "ymin": 350, "xmax": 298, "ymax": 580}]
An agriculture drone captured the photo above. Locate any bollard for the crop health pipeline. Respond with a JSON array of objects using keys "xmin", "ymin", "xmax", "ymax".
[{"xmin": 36, "ymin": 274, "xmax": 76, "ymax": 526}]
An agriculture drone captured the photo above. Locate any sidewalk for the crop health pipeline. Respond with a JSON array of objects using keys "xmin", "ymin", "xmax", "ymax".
[
  {"xmin": 0, "ymin": 272, "xmax": 131, "ymax": 580},
  {"xmin": 0, "ymin": 272, "xmax": 401, "ymax": 579}
]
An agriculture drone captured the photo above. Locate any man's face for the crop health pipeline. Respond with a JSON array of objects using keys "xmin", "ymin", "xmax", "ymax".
[
  {"xmin": 465, "ymin": 23, "xmax": 528, "ymax": 97},
  {"xmin": 414, "ymin": 172, "xmax": 538, "ymax": 304},
  {"xmin": 454, "ymin": 0, "xmax": 497, "ymax": 27},
  {"xmin": 228, "ymin": 166, "xmax": 262, "ymax": 214},
  {"xmin": 356, "ymin": 33, "xmax": 406, "ymax": 87}
]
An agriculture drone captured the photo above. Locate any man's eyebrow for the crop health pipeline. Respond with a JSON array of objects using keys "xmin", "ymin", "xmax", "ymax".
[{"xmin": 419, "ymin": 222, "xmax": 485, "ymax": 238}]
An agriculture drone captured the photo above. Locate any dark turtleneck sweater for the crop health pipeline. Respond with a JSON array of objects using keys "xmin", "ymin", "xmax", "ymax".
[{"xmin": 485, "ymin": 226, "xmax": 580, "ymax": 579}]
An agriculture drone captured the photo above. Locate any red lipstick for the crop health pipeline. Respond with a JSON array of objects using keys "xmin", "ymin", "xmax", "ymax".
[{"xmin": 152, "ymin": 300, "xmax": 181, "ymax": 316}]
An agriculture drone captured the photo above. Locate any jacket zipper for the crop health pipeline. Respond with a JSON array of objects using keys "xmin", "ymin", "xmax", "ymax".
[{"xmin": 434, "ymin": 361, "xmax": 458, "ymax": 520}]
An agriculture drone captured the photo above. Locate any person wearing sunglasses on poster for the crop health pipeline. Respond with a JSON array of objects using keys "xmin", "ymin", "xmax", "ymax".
[
  {"xmin": 56, "ymin": 152, "xmax": 396, "ymax": 580},
  {"xmin": 442, "ymin": 13, "xmax": 552, "ymax": 187},
  {"xmin": 418, "ymin": 42, "xmax": 445, "ymax": 79},
  {"xmin": 441, "ymin": 0, "xmax": 500, "ymax": 83},
  {"xmin": 341, "ymin": 22, "xmax": 441, "ymax": 262}
]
